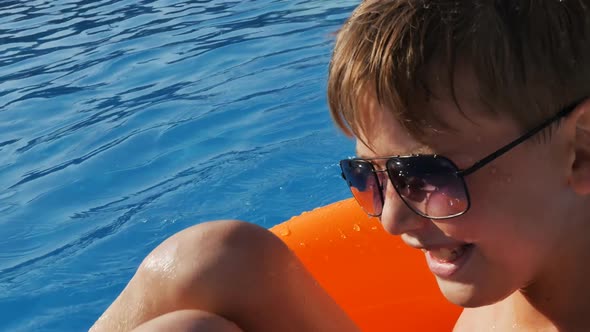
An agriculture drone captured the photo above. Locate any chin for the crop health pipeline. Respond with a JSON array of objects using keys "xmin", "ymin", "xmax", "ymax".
[{"xmin": 436, "ymin": 277, "xmax": 512, "ymax": 308}]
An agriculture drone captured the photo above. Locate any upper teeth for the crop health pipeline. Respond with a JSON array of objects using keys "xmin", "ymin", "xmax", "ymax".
[{"xmin": 431, "ymin": 246, "xmax": 464, "ymax": 262}]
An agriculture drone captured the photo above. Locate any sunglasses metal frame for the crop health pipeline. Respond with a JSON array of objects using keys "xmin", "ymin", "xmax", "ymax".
[
  {"xmin": 340, "ymin": 99, "xmax": 583, "ymax": 219},
  {"xmin": 341, "ymin": 155, "xmax": 470, "ymax": 219}
]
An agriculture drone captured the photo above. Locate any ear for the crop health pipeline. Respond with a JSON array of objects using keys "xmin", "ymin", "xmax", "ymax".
[{"xmin": 566, "ymin": 98, "xmax": 590, "ymax": 195}]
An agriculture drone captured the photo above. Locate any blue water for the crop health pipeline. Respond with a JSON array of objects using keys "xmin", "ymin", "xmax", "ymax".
[{"xmin": 0, "ymin": 1, "xmax": 360, "ymax": 330}]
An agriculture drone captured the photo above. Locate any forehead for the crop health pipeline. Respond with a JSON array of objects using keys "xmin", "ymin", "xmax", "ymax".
[
  {"xmin": 354, "ymin": 93, "xmax": 432, "ymax": 158},
  {"xmin": 353, "ymin": 85, "xmax": 520, "ymax": 160}
]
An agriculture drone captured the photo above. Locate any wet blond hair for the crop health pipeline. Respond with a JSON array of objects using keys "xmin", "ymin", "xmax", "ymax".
[{"xmin": 328, "ymin": 0, "xmax": 590, "ymax": 140}]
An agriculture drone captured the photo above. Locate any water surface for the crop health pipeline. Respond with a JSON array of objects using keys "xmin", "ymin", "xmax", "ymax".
[{"xmin": 0, "ymin": 0, "xmax": 358, "ymax": 330}]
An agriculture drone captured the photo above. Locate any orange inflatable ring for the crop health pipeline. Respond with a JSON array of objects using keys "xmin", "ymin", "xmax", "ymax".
[{"xmin": 270, "ymin": 198, "xmax": 462, "ymax": 331}]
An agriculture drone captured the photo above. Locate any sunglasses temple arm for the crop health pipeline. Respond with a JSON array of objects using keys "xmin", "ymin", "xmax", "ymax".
[{"xmin": 459, "ymin": 101, "xmax": 579, "ymax": 177}]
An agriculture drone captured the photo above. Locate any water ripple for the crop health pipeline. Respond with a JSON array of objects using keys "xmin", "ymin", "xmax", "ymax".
[
  {"xmin": 0, "ymin": 0, "xmax": 359, "ymax": 330},
  {"xmin": 0, "ymin": 140, "xmax": 280, "ymax": 284}
]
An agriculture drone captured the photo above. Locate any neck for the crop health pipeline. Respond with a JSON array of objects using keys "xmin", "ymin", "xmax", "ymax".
[{"xmin": 508, "ymin": 217, "xmax": 590, "ymax": 331}]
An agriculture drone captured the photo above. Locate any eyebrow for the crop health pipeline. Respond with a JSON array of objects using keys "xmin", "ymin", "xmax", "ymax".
[{"xmin": 355, "ymin": 146, "xmax": 433, "ymax": 159}]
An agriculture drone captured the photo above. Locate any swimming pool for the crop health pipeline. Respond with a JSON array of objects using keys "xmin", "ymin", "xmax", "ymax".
[{"xmin": 0, "ymin": 0, "xmax": 359, "ymax": 330}]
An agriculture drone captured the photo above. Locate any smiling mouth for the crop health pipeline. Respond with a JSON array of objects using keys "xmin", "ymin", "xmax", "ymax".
[{"xmin": 424, "ymin": 243, "xmax": 474, "ymax": 263}]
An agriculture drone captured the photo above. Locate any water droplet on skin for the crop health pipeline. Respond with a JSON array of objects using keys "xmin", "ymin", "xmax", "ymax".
[
  {"xmin": 371, "ymin": 226, "xmax": 378, "ymax": 231},
  {"xmin": 143, "ymin": 242, "xmax": 178, "ymax": 279},
  {"xmin": 279, "ymin": 226, "xmax": 291, "ymax": 236},
  {"xmin": 448, "ymin": 199, "xmax": 455, "ymax": 207},
  {"xmin": 299, "ymin": 242, "xmax": 306, "ymax": 247},
  {"xmin": 353, "ymin": 224, "xmax": 361, "ymax": 232}
]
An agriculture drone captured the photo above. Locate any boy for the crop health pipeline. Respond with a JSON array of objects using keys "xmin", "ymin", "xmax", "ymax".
[{"xmin": 91, "ymin": 0, "xmax": 590, "ymax": 331}]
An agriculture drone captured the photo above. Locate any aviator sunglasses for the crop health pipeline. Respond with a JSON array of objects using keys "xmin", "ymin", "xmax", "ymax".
[{"xmin": 340, "ymin": 100, "xmax": 582, "ymax": 219}]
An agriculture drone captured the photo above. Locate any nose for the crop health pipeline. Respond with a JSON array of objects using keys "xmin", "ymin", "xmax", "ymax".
[{"xmin": 379, "ymin": 178, "xmax": 426, "ymax": 235}]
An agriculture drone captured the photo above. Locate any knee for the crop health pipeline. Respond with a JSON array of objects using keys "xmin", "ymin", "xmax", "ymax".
[
  {"xmin": 136, "ymin": 220, "xmax": 291, "ymax": 304},
  {"xmin": 132, "ymin": 310, "xmax": 243, "ymax": 332}
]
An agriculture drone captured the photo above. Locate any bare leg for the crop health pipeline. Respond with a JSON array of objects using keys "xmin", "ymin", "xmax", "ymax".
[
  {"xmin": 131, "ymin": 310, "xmax": 242, "ymax": 332},
  {"xmin": 90, "ymin": 220, "xmax": 358, "ymax": 332}
]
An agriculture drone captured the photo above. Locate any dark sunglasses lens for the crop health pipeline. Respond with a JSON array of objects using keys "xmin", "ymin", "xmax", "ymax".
[
  {"xmin": 340, "ymin": 160, "xmax": 383, "ymax": 216},
  {"xmin": 387, "ymin": 156, "xmax": 469, "ymax": 218}
]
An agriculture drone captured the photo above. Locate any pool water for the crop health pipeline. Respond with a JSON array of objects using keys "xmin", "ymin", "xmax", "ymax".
[{"xmin": 0, "ymin": 1, "xmax": 359, "ymax": 330}]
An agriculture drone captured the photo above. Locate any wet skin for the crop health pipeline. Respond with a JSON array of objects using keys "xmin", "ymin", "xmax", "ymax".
[{"xmin": 353, "ymin": 80, "xmax": 590, "ymax": 330}]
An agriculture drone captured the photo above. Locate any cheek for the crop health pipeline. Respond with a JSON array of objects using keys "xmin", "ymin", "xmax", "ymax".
[
  {"xmin": 453, "ymin": 157, "xmax": 558, "ymax": 230},
  {"xmin": 443, "ymin": 162, "xmax": 566, "ymax": 271}
]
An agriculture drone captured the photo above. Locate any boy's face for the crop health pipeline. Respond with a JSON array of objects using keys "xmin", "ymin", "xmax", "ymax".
[{"xmin": 354, "ymin": 81, "xmax": 583, "ymax": 307}]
